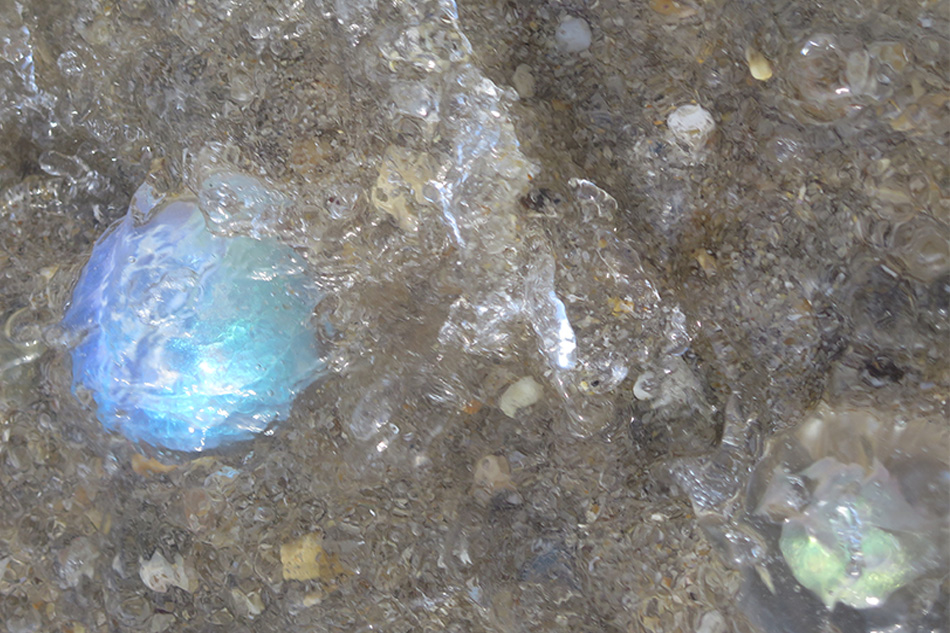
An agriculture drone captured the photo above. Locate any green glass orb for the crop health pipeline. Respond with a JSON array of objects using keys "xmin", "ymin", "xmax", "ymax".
[{"xmin": 780, "ymin": 517, "xmax": 911, "ymax": 609}]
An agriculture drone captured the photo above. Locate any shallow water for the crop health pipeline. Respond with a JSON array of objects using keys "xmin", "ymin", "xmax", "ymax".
[{"xmin": 0, "ymin": 0, "xmax": 947, "ymax": 631}]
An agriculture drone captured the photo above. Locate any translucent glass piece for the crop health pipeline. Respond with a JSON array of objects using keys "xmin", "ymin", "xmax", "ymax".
[
  {"xmin": 64, "ymin": 197, "xmax": 324, "ymax": 451},
  {"xmin": 778, "ymin": 458, "xmax": 923, "ymax": 609}
]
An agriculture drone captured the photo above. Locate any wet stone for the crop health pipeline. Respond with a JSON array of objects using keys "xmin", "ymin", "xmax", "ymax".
[{"xmin": 0, "ymin": 0, "xmax": 946, "ymax": 631}]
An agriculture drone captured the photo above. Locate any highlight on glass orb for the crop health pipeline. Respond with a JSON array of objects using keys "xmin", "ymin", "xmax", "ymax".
[{"xmin": 63, "ymin": 184, "xmax": 325, "ymax": 452}]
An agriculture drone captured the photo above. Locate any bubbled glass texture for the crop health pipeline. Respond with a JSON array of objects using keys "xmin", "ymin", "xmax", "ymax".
[{"xmin": 63, "ymin": 198, "xmax": 324, "ymax": 452}]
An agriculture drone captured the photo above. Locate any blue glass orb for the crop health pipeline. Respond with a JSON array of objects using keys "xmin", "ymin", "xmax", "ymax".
[{"xmin": 64, "ymin": 196, "xmax": 324, "ymax": 451}]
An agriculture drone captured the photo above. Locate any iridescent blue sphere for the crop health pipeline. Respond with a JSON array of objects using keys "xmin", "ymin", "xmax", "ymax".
[{"xmin": 64, "ymin": 193, "xmax": 324, "ymax": 451}]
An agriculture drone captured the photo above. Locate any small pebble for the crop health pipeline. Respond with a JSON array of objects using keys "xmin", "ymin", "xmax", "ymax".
[
  {"xmin": 280, "ymin": 532, "xmax": 325, "ymax": 581},
  {"xmin": 139, "ymin": 551, "xmax": 192, "ymax": 593},
  {"xmin": 696, "ymin": 610, "xmax": 726, "ymax": 633},
  {"xmin": 667, "ymin": 104, "xmax": 716, "ymax": 150},
  {"xmin": 633, "ymin": 372, "xmax": 656, "ymax": 400},
  {"xmin": 473, "ymin": 455, "xmax": 515, "ymax": 497},
  {"xmin": 499, "ymin": 376, "xmax": 543, "ymax": 418},
  {"xmin": 280, "ymin": 532, "xmax": 350, "ymax": 583},
  {"xmin": 554, "ymin": 16, "xmax": 592, "ymax": 54},
  {"xmin": 650, "ymin": 0, "xmax": 698, "ymax": 18},
  {"xmin": 745, "ymin": 47, "xmax": 773, "ymax": 81},
  {"xmin": 230, "ymin": 588, "xmax": 265, "ymax": 617},
  {"xmin": 512, "ymin": 64, "xmax": 536, "ymax": 99}
]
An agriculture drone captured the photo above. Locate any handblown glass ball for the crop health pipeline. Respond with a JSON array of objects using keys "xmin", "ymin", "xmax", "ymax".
[
  {"xmin": 64, "ymin": 190, "xmax": 324, "ymax": 451},
  {"xmin": 778, "ymin": 458, "xmax": 920, "ymax": 609}
]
